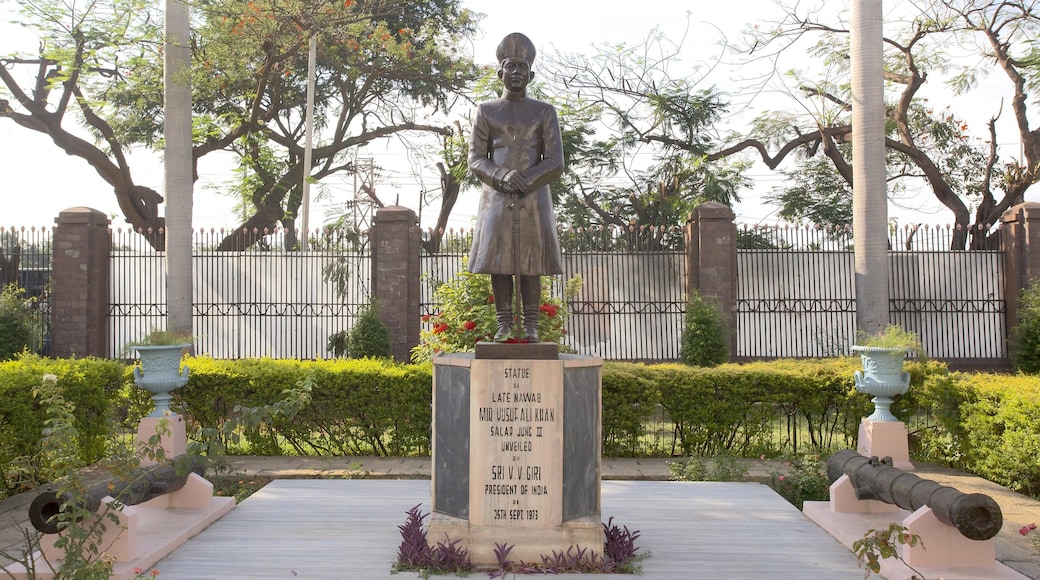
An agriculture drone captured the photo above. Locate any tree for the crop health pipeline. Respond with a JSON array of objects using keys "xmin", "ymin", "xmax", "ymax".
[
  {"xmin": 165, "ymin": 0, "xmax": 193, "ymax": 337},
  {"xmin": 539, "ymin": 26, "xmax": 751, "ymax": 249},
  {"xmin": 1, "ymin": 1, "xmax": 167, "ymax": 246},
  {"xmin": 0, "ymin": 0, "xmax": 479, "ymax": 249},
  {"xmin": 715, "ymin": 0, "xmax": 1040, "ymax": 250},
  {"xmin": 849, "ymin": 0, "xmax": 889, "ymax": 339}
]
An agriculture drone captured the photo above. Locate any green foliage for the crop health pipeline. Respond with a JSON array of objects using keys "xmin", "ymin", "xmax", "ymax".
[
  {"xmin": 915, "ymin": 372, "xmax": 1040, "ymax": 496},
  {"xmin": 132, "ymin": 328, "xmax": 193, "ymax": 346},
  {"xmin": 1011, "ymin": 280, "xmax": 1040, "ymax": 373},
  {"xmin": 855, "ymin": 324, "xmax": 923, "ymax": 354},
  {"xmin": 765, "ymin": 453, "xmax": 830, "ymax": 509},
  {"xmin": 189, "ymin": 373, "xmax": 316, "ymax": 459},
  {"xmin": 544, "ymin": 45, "xmax": 750, "ymax": 236},
  {"xmin": 667, "ymin": 456, "xmax": 747, "ymax": 482},
  {"xmin": 767, "ymin": 155, "xmax": 853, "ymax": 229},
  {"xmin": 0, "ymin": 285, "xmax": 39, "ymax": 359},
  {"xmin": 3, "ymin": 0, "xmax": 480, "ymax": 238},
  {"xmin": 209, "ymin": 475, "xmax": 271, "ymax": 504},
  {"xmin": 177, "ymin": 357, "xmax": 431, "ymax": 457},
  {"xmin": 2, "ymin": 375, "xmax": 191, "ymax": 579},
  {"xmin": 0, "ymin": 356, "xmax": 120, "ymax": 497},
  {"xmin": 678, "ymin": 290, "xmax": 728, "ymax": 367},
  {"xmin": 411, "ymin": 262, "xmax": 580, "ymax": 363},
  {"xmin": 328, "ymin": 301, "xmax": 392, "ymax": 359},
  {"xmin": 600, "ymin": 363, "xmax": 662, "ymax": 456},
  {"xmin": 852, "ymin": 523, "xmax": 925, "ymax": 579}
]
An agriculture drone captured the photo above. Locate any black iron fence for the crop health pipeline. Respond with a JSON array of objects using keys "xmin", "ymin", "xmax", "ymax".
[
  {"xmin": 0, "ymin": 225, "xmax": 52, "ymax": 354},
  {"xmin": 421, "ymin": 226, "xmax": 687, "ymax": 360},
  {"xmin": 736, "ymin": 224, "xmax": 1006, "ymax": 361},
  {"xmin": 109, "ymin": 227, "xmax": 371, "ymax": 359},
  {"xmin": 0, "ymin": 220, "xmax": 1013, "ymax": 364}
]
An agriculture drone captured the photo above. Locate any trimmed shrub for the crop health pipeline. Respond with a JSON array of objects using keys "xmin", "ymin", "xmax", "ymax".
[
  {"xmin": 327, "ymin": 301, "xmax": 393, "ymax": 359},
  {"xmin": 0, "ymin": 285, "xmax": 38, "ymax": 359},
  {"xmin": 679, "ymin": 290, "xmax": 728, "ymax": 367},
  {"xmin": 175, "ymin": 356, "xmax": 432, "ymax": 456},
  {"xmin": 0, "ymin": 356, "xmax": 121, "ymax": 495},
  {"xmin": 347, "ymin": 301, "xmax": 392, "ymax": 358},
  {"xmin": 918, "ymin": 372, "xmax": 1040, "ymax": 496}
]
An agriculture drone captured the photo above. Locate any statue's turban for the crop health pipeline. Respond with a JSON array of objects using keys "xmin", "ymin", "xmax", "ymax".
[{"xmin": 496, "ymin": 32, "xmax": 536, "ymax": 65}]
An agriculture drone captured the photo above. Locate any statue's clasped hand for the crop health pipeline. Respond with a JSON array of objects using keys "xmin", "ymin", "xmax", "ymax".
[{"xmin": 500, "ymin": 169, "xmax": 529, "ymax": 196}]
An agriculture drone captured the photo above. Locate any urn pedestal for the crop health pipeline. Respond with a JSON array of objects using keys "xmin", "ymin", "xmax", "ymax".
[{"xmin": 852, "ymin": 345, "xmax": 913, "ymax": 470}]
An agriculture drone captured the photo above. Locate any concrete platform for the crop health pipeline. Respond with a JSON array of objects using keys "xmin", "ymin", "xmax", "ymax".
[{"xmin": 153, "ymin": 480, "xmax": 865, "ymax": 579}]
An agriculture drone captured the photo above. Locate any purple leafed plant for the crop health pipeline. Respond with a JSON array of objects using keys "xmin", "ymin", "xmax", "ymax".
[
  {"xmin": 395, "ymin": 509, "xmax": 643, "ymax": 575},
  {"xmin": 395, "ymin": 504, "xmax": 432, "ymax": 568},
  {"xmin": 542, "ymin": 545, "xmax": 602, "ymax": 573},
  {"xmin": 393, "ymin": 506, "xmax": 474, "ymax": 574},
  {"xmin": 603, "ymin": 516, "xmax": 641, "ymax": 569},
  {"xmin": 430, "ymin": 535, "xmax": 474, "ymax": 572}
]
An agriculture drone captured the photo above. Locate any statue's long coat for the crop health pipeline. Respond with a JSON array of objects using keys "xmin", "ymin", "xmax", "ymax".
[{"xmin": 467, "ymin": 93, "xmax": 564, "ymax": 276}]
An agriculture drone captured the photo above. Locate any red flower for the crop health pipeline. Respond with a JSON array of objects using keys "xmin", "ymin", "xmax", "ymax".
[
  {"xmin": 487, "ymin": 295, "xmax": 495, "ymax": 303},
  {"xmin": 463, "ymin": 320, "xmax": 477, "ymax": 331},
  {"xmin": 432, "ymin": 323, "xmax": 448, "ymax": 334},
  {"xmin": 421, "ymin": 314, "xmax": 431, "ymax": 322},
  {"xmin": 539, "ymin": 304, "xmax": 558, "ymax": 317}
]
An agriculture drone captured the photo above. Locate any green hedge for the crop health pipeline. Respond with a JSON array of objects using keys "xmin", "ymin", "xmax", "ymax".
[
  {"xmin": 0, "ymin": 356, "xmax": 122, "ymax": 494},
  {"xmin": 175, "ymin": 357, "xmax": 432, "ymax": 456},
  {"xmin": 603, "ymin": 358, "xmax": 943, "ymax": 457},
  {"xmin": 170, "ymin": 356, "xmax": 945, "ymax": 460},
  {"xmin": 916, "ymin": 372, "xmax": 1040, "ymax": 496},
  {"xmin": 5, "ymin": 354, "xmax": 1040, "ymax": 499}
]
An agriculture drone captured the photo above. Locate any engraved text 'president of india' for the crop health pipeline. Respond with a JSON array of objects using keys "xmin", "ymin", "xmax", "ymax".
[{"xmin": 468, "ymin": 32, "xmax": 564, "ymax": 343}]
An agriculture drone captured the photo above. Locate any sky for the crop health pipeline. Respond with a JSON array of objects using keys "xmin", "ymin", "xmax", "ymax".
[{"xmin": 0, "ymin": 0, "xmax": 1033, "ymax": 232}]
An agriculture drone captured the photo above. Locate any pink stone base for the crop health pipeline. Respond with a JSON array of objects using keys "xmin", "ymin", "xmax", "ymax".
[
  {"xmin": 137, "ymin": 415, "xmax": 187, "ymax": 466},
  {"xmin": 857, "ymin": 418, "xmax": 913, "ymax": 470},
  {"xmin": 6, "ymin": 474, "xmax": 235, "ymax": 580},
  {"xmin": 804, "ymin": 497, "xmax": 1025, "ymax": 580}
]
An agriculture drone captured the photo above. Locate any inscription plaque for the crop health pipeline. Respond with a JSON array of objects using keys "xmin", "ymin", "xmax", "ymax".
[{"xmin": 470, "ymin": 359, "xmax": 563, "ymax": 528}]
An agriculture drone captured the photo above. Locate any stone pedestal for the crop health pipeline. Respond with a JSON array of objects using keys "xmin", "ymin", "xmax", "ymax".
[
  {"xmin": 137, "ymin": 414, "xmax": 188, "ymax": 466},
  {"xmin": 804, "ymin": 475, "xmax": 1022, "ymax": 580},
  {"xmin": 5, "ymin": 415, "xmax": 234, "ymax": 580},
  {"xmin": 429, "ymin": 353, "xmax": 602, "ymax": 565},
  {"xmin": 857, "ymin": 418, "xmax": 913, "ymax": 470}
]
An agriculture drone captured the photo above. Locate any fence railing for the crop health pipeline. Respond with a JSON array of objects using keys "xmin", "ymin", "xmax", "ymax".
[
  {"xmin": 421, "ymin": 226, "xmax": 687, "ymax": 360},
  {"xmin": 109, "ymin": 227, "xmax": 371, "ymax": 359},
  {"xmin": 1, "ymin": 226, "xmax": 52, "ymax": 354},
  {"xmin": 736, "ymin": 224, "xmax": 1006, "ymax": 360},
  {"xmin": 0, "ymin": 220, "xmax": 1014, "ymax": 365}
]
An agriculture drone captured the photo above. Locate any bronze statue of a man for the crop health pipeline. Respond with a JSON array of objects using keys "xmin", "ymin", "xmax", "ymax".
[{"xmin": 468, "ymin": 32, "xmax": 564, "ymax": 342}]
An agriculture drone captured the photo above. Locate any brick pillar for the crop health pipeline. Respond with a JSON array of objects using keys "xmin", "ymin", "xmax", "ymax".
[
  {"xmin": 51, "ymin": 207, "xmax": 111, "ymax": 358},
  {"xmin": 684, "ymin": 202, "xmax": 738, "ymax": 359},
  {"xmin": 1001, "ymin": 202, "xmax": 1040, "ymax": 343},
  {"xmin": 371, "ymin": 206, "xmax": 421, "ymax": 362}
]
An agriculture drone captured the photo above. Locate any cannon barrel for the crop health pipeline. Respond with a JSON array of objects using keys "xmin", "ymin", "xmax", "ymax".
[
  {"xmin": 29, "ymin": 455, "xmax": 205, "ymax": 534},
  {"xmin": 827, "ymin": 450, "xmax": 1002, "ymax": 540}
]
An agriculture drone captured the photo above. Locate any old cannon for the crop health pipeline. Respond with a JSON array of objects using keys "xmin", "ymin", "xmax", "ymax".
[
  {"xmin": 827, "ymin": 450, "xmax": 1002, "ymax": 540},
  {"xmin": 29, "ymin": 455, "xmax": 205, "ymax": 534}
]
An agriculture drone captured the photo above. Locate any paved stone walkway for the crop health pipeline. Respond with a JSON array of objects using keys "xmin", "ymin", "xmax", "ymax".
[{"xmin": 3, "ymin": 456, "xmax": 1039, "ymax": 578}]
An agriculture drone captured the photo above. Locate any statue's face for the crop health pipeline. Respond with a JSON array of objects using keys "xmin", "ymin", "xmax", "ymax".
[{"xmin": 499, "ymin": 58, "xmax": 532, "ymax": 92}]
